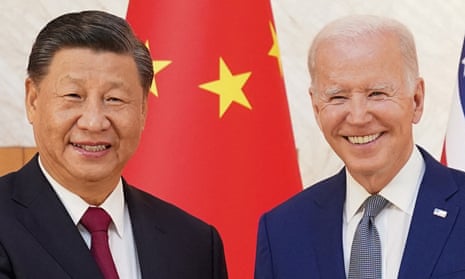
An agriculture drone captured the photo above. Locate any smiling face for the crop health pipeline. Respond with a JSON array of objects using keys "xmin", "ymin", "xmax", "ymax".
[
  {"xmin": 26, "ymin": 48, "xmax": 147, "ymax": 198},
  {"xmin": 310, "ymin": 32, "xmax": 424, "ymax": 192}
]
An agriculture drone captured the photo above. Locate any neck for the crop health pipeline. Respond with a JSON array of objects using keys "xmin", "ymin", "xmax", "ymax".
[
  {"xmin": 351, "ymin": 175, "xmax": 391, "ymax": 194},
  {"xmin": 65, "ymin": 179, "xmax": 119, "ymax": 206},
  {"xmin": 349, "ymin": 146, "xmax": 415, "ymax": 194}
]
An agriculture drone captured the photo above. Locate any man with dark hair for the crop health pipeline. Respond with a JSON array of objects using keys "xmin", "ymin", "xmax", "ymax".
[{"xmin": 0, "ymin": 10, "xmax": 228, "ymax": 279}]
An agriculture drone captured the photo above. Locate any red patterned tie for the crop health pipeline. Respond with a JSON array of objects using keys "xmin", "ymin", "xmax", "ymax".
[{"xmin": 80, "ymin": 207, "xmax": 119, "ymax": 279}]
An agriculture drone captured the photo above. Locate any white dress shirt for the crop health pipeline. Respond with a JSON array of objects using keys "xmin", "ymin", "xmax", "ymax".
[
  {"xmin": 38, "ymin": 157, "xmax": 141, "ymax": 279},
  {"xmin": 343, "ymin": 147, "xmax": 425, "ymax": 279}
]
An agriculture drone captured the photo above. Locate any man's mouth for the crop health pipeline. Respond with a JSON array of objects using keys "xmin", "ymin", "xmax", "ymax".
[
  {"xmin": 346, "ymin": 133, "xmax": 381, "ymax": 144},
  {"xmin": 72, "ymin": 143, "xmax": 110, "ymax": 152}
]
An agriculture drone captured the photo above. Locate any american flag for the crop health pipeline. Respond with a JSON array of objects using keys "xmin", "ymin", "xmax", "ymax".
[{"xmin": 441, "ymin": 37, "xmax": 465, "ymax": 171}]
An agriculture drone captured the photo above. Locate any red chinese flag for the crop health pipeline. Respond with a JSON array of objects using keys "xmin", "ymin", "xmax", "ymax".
[{"xmin": 124, "ymin": 1, "xmax": 302, "ymax": 277}]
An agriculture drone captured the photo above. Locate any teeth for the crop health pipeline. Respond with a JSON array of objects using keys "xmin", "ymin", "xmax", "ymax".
[
  {"xmin": 73, "ymin": 143, "xmax": 108, "ymax": 152},
  {"xmin": 347, "ymin": 133, "xmax": 380, "ymax": 144}
]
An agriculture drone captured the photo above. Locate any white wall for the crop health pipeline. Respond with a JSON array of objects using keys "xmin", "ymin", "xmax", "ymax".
[
  {"xmin": 0, "ymin": 0, "xmax": 128, "ymax": 145},
  {"xmin": 1, "ymin": 0, "xmax": 464, "ymax": 187}
]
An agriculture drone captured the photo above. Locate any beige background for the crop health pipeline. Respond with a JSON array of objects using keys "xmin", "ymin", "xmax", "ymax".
[
  {"xmin": 0, "ymin": 147, "xmax": 37, "ymax": 175},
  {"xmin": 1, "ymin": 0, "xmax": 465, "ymax": 185}
]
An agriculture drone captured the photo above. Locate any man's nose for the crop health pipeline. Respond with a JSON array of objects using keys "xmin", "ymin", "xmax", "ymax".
[
  {"xmin": 346, "ymin": 96, "xmax": 372, "ymax": 125},
  {"xmin": 77, "ymin": 100, "xmax": 111, "ymax": 131}
]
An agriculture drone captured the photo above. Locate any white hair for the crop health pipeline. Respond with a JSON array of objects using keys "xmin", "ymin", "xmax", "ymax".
[{"xmin": 308, "ymin": 15, "xmax": 419, "ymax": 91}]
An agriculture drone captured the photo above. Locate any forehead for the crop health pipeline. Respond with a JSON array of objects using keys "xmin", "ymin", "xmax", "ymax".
[
  {"xmin": 317, "ymin": 32, "xmax": 400, "ymax": 64},
  {"xmin": 45, "ymin": 48, "xmax": 139, "ymax": 83},
  {"xmin": 313, "ymin": 33, "xmax": 405, "ymax": 86},
  {"xmin": 49, "ymin": 47, "xmax": 134, "ymax": 68}
]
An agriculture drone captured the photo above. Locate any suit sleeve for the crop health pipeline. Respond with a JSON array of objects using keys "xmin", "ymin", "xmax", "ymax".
[
  {"xmin": 211, "ymin": 225, "xmax": 228, "ymax": 279},
  {"xmin": 255, "ymin": 214, "xmax": 274, "ymax": 279}
]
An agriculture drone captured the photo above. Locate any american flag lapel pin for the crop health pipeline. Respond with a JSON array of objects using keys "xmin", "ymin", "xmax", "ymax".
[{"xmin": 433, "ymin": 208, "xmax": 448, "ymax": 218}]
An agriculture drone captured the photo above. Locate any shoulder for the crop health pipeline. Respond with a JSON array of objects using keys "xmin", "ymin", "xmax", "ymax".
[
  {"xmin": 123, "ymin": 184, "xmax": 228, "ymax": 278},
  {"xmin": 264, "ymin": 169, "xmax": 346, "ymax": 219},
  {"xmin": 123, "ymin": 183, "xmax": 217, "ymax": 236},
  {"xmin": 0, "ymin": 171, "xmax": 16, "ymax": 193},
  {"xmin": 419, "ymin": 146, "xmax": 465, "ymax": 186},
  {"xmin": 0, "ymin": 172, "xmax": 17, "ymax": 205},
  {"xmin": 0, "ymin": 155, "xmax": 42, "ymax": 202}
]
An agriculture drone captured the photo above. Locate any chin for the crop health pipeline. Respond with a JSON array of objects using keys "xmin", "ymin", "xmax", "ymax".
[
  {"xmin": 75, "ymin": 167, "xmax": 116, "ymax": 182},
  {"xmin": 345, "ymin": 160, "xmax": 381, "ymax": 175}
]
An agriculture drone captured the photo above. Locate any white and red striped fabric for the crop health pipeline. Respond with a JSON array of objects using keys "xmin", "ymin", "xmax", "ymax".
[{"xmin": 441, "ymin": 38, "xmax": 465, "ymax": 172}]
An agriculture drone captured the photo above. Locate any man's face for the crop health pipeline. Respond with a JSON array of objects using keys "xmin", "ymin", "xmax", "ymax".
[
  {"xmin": 310, "ymin": 32, "xmax": 424, "ymax": 187},
  {"xmin": 26, "ymin": 48, "xmax": 147, "ymax": 189}
]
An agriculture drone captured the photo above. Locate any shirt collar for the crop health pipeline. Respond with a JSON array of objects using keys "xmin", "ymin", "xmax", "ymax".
[
  {"xmin": 345, "ymin": 147, "xmax": 425, "ymax": 222},
  {"xmin": 38, "ymin": 156, "xmax": 126, "ymax": 237}
]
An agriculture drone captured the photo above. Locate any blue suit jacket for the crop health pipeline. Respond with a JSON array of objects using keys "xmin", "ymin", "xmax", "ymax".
[
  {"xmin": 0, "ymin": 155, "xmax": 228, "ymax": 279},
  {"xmin": 255, "ymin": 148, "xmax": 465, "ymax": 278}
]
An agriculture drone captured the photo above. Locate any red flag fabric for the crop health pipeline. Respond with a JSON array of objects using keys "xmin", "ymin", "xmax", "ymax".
[
  {"xmin": 124, "ymin": 1, "xmax": 302, "ymax": 278},
  {"xmin": 441, "ymin": 37, "xmax": 465, "ymax": 171}
]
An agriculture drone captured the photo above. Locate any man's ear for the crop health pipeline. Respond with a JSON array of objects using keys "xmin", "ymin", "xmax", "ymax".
[
  {"xmin": 140, "ymin": 96, "xmax": 149, "ymax": 132},
  {"xmin": 412, "ymin": 77, "xmax": 425, "ymax": 124},
  {"xmin": 25, "ymin": 77, "xmax": 39, "ymax": 124},
  {"xmin": 309, "ymin": 88, "xmax": 322, "ymax": 129}
]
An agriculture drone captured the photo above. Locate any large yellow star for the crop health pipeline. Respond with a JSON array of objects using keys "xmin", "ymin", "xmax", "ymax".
[
  {"xmin": 268, "ymin": 21, "xmax": 283, "ymax": 76},
  {"xmin": 199, "ymin": 57, "xmax": 252, "ymax": 118},
  {"xmin": 145, "ymin": 41, "xmax": 172, "ymax": 97}
]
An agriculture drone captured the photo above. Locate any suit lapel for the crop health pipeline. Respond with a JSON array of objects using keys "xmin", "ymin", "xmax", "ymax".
[
  {"xmin": 12, "ymin": 157, "xmax": 103, "ymax": 278},
  {"xmin": 398, "ymin": 149, "xmax": 460, "ymax": 279},
  {"xmin": 124, "ymin": 184, "xmax": 170, "ymax": 278},
  {"xmin": 312, "ymin": 170, "xmax": 347, "ymax": 278}
]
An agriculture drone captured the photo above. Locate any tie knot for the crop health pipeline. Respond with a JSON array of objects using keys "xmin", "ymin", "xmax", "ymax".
[
  {"xmin": 364, "ymin": 195, "xmax": 388, "ymax": 218},
  {"xmin": 80, "ymin": 207, "xmax": 112, "ymax": 233}
]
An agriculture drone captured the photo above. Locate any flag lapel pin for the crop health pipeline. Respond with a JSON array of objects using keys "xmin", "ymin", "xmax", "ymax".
[{"xmin": 433, "ymin": 208, "xmax": 448, "ymax": 218}]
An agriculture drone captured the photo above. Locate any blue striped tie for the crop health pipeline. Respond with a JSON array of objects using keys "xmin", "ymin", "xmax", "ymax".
[{"xmin": 348, "ymin": 195, "xmax": 388, "ymax": 279}]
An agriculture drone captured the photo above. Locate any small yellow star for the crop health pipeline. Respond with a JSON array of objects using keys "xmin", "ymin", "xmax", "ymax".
[
  {"xmin": 145, "ymin": 41, "xmax": 172, "ymax": 97},
  {"xmin": 199, "ymin": 57, "xmax": 252, "ymax": 118},
  {"xmin": 268, "ymin": 21, "xmax": 283, "ymax": 76}
]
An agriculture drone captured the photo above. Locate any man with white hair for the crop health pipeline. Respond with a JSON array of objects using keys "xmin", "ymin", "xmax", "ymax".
[{"xmin": 255, "ymin": 15, "xmax": 465, "ymax": 279}]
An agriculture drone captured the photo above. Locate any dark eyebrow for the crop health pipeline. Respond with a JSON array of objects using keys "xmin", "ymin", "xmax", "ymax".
[{"xmin": 59, "ymin": 75, "xmax": 126, "ymax": 91}]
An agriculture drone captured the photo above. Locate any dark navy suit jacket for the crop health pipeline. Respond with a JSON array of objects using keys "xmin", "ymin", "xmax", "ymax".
[
  {"xmin": 0, "ymin": 155, "xmax": 228, "ymax": 278},
  {"xmin": 255, "ymin": 147, "xmax": 465, "ymax": 278}
]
